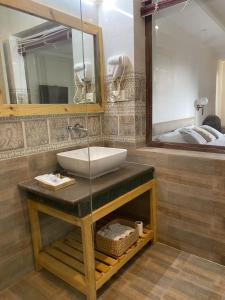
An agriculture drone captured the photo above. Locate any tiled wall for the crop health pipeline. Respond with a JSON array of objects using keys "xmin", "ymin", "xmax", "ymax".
[
  {"xmin": 0, "ymin": 71, "xmax": 145, "ymax": 290},
  {"xmin": 0, "ymin": 71, "xmax": 146, "ymax": 161},
  {"xmin": 0, "ymin": 112, "xmax": 104, "ymax": 288},
  {"xmin": 103, "ymin": 72, "xmax": 146, "ymax": 145},
  {"xmin": 0, "ymin": 149, "xmax": 85, "ymax": 290},
  {"xmin": 129, "ymin": 148, "xmax": 225, "ymax": 266},
  {"xmin": 0, "ymin": 113, "xmax": 103, "ymax": 160}
]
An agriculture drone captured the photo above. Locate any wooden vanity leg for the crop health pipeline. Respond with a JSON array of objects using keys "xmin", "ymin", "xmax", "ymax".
[
  {"xmin": 81, "ymin": 216, "xmax": 96, "ymax": 300},
  {"xmin": 150, "ymin": 180, "xmax": 157, "ymax": 243},
  {"xmin": 27, "ymin": 200, "xmax": 42, "ymax": 271}
]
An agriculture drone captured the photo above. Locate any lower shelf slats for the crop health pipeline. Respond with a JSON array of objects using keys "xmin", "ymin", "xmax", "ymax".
[
  {"xmin": 38, "ymin": 252, "xmax": 86, "ymax": 293},
  {"xmin": 45, "ymin": 247, "xmax": 84, "ymax": 274},
  {"xmin": 39, "ymin": 226, "xmax": 154, "ymax": 289},
  {"xmin": 66, "ymin": 230, "xmax": 118, "ymax": 266}
]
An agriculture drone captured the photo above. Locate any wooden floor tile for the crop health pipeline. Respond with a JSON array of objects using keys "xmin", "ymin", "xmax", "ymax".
[{"xmin": 1, "ymin": 243, "xmax": 225, "ymax": 300}]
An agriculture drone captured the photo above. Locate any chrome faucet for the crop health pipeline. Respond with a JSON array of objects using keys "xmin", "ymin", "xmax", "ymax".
[{"xmin": 67, "ymin": 123, "xmax": 88, "ymax": 137}]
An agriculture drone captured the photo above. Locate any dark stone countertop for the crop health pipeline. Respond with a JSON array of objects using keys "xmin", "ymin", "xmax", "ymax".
[{"xmin": 19, "ymin": 162, "xmax": 154, "ymax": 216}]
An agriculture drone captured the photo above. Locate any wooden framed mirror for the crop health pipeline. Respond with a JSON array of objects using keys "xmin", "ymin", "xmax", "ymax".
[{"xmin": 0, "ymin": 0, "xmax": 105, "ymax": 116}]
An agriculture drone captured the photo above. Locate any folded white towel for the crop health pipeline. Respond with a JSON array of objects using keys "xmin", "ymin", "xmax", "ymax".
[{"xmin": 98, "ymin": 223, "xmax": 134, "ymax": 241}]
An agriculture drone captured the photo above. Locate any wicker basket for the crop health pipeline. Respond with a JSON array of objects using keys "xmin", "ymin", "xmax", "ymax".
[{"xmin": 96, "ymin": 219, "xmax": 139, "ymax": 257}]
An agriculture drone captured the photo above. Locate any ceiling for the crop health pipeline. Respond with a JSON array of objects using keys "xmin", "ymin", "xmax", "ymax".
[
  {"xmin": 198, "ymin": 0, "xmax": 225, "ymax": 27},
  {"xmin": 156, "ymin": 0, "xmax": 225, "ymax": 59}
]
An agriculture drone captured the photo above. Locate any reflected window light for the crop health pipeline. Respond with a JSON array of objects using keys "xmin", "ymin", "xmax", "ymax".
[
  {"xmin": 155, "ymin": 25, "xmax": 159, "ymax": 30},
  {"xmin": 81, "ymin": 0, "xmax": 96, "ymax": 6},
  {"xmin": 102, "ymin": 0, "xmax": 133, "ymax": 19},
  {"xmin": 82, "ymin": 0, "xmax": 103, "ymax": 5}
]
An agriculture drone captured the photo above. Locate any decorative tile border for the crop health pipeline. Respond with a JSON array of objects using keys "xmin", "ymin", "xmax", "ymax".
[
  {"xmin": 0, "ymin": 72, "xmax": 146, "ymax": 159},
  {"xmin": 103, "ymin": 135, "xmax": 145, "ymax": 144},
  {"xmin": 0, "ymin": 113, "xmax": 104, "ymax": 160},
  {"xmin": 0, "ymin": 135, "xmax": 103, "ymax": 161},
  {"xmin": 106, "ymin": 72, "xmax": 145, "ymax": 103},
  {"xmin": 104, "ymin": 72, "xmax": 146, "ymax": 145}
]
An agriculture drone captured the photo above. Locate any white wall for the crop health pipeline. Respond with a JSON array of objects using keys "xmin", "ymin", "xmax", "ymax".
[
  {"xmin": 153, "ymin": 18, "xmax": 217, "ymax": 124},
  {"xmin": 98, "ymin": 0, "xmax": 134, "ymax": 72},
  {"xmin": 34, "ymin": 0, "xmax": 99, "ymax": 25},
  {"xmin": 0, "ymin": 6, "xmax": 45, "ymax": 38},
  {"xmin": 133, "ymin": 0, "xmax": 145, "ymax": 73}
]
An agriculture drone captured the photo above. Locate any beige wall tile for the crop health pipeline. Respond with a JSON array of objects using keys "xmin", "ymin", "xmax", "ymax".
[
  {"xmin": 0, "ymin": 121, "xmax": 24, "ymax": 151},
  {"xmin": 0, "ymin": 148, "xmax": 78, "ymax": 289},
  {"xmin": 142, "ymin": 116, "xmax": 146, "ymax": 136},
  {"xmin": 135, "ymin": 115, "xmax": 142, "ymax": 136},
  {"xmin": 132, "ymin": 148, "xmax": 225, "ymax": 266},
  {"xmin": 87, "ymin": 115, "xmax": 101, "ymax": 136},
  {"xmin": 103, "ymin": 116, "xmax": 118, "ymax": 136},
  {"xmin": 69, "ymin": 116, "xmax": 86, "ymax": 139},
  {"xmin": 25, "ymin": 120, "xmax": 49, "ymax": 147},
  {"xmin": 119, "ymin": 115, "xmax": 135, "ymax": 136},
  {"xmin": 49, "ymin": 118, "xmax": 69, "ymax": 143}
]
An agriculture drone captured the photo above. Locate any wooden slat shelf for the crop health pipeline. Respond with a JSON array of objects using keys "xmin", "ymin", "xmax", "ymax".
[
  {"xmin": 39, "ymin": 226, "xmax": 154, "ymax": 291},
  {"xmin": 27, "ymin": 178, "xmax": 156, "ymax": 300}
]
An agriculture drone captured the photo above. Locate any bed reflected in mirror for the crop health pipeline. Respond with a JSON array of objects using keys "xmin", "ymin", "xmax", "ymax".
[{"xmin": 152, "ymin": 0, "xmax": 225, "ymax": 147}]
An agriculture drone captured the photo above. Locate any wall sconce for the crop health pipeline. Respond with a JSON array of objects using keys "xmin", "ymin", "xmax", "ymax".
[{"xmin": 194, "ymin": 97, "xmax": 208, "ymax": 115}]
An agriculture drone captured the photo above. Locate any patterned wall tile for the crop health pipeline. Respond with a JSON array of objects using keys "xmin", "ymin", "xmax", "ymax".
[
  {"xmin": 69, "ymin": 116, "xmax": 87, "ymax": 139},
  {"xmin": 88, "ymin": 115, "xmax": 101, "ymax": 136},
  {"xmin": 119, "ymin": 115, "xmax": 135, "ymax": 137},
  {"xmin": 106, "ymin": 72, "xmax": 145, "ymax": 103},
  {"xmin": 24, "ymin": 120, "xmax": 49, "ymax": 148},
  {"xmin": 0, "ymin": 72, "xmax": 145, "ymax": 158},
  {"xmin": 105, "ymin": 101, "xmax": 135, "ymax": 116},
  {"xmin": 49, "ymin": 117, "xmax": 69, "ymax": 143},
  {"xmin": 103, "ymin": 115, "xmax": 118, "ymax": 136},
  {"xmin": 0, "ymin": 121, "xmax": 24, "ymax": 151},
  {"xmin": 135, "ymin": 115, "xmax": 142, "ymax": 136},
  {"xmin": 142, "ymin": 115, "xmax": 146, "ymax": 136},
  {"xmin": 104, "ymin": 72, "xmax": 146, "ymax": 144}
]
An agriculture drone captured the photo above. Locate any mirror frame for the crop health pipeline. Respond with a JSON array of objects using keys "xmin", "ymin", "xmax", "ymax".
[{"xmin": 0, "ymin": 0, "xmax": 105, "ymax": 116}]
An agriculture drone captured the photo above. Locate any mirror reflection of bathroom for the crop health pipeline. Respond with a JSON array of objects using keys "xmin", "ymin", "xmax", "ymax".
[
  {"xmin": 0, "ymin": 5, "xmax": 97, "ymax": 104},
  {"xmin": 152, "ymin": 0, "xmax": 225, "ymax": 147},
  {"xmin": 107, "ymin": 55, "xmax": 131, "ymax": 103},
  {"xmin": 73, "ymin": 31, "xmax": 96, "ymax": 104}
]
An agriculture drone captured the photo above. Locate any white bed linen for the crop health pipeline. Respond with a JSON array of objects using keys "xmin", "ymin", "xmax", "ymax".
[{"xmin": 154, "ymin": 126, "xmax": 225, "ymax": 145}]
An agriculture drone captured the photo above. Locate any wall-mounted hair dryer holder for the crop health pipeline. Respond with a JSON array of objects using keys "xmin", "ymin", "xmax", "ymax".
[{"xmin": 107, "ymin": 55, "xmax": 129, "ymax": 102}]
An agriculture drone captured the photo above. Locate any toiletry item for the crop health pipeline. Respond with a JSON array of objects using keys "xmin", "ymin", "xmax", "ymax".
[
  {"xmin": 135, "ymin": 221, "xmax": 143, "ymax": 237},
  {"xmin": 35, "ymin": 173, "xmax": 75, "ymax": 190}
]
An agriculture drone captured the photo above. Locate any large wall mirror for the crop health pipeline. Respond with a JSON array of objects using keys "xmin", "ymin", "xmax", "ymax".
[
  {"xmin": 149, "ymin": 0, "xmax": 225, "ymax": 151},
  {"xmin": 0, "ymin": 0, "xmax": 104, "ymax": 116}
]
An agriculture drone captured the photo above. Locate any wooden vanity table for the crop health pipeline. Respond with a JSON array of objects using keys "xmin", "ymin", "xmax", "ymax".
[{"xmin": 19, "ymin": 163, "xmax": 156, "ymax": 300}]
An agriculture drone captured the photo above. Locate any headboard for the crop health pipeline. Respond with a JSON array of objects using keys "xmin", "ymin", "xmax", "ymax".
[{"xmin": 152, "ymin": 117, "xmax": 195, "ymax": 136}]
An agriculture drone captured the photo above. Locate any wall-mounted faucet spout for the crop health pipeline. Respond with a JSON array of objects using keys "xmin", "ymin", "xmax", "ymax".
[{"xmin": 67, "ymin": 123, "xmax": 88, "ymax": 137}]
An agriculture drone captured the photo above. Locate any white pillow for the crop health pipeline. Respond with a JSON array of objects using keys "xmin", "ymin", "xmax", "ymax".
[
  {"xmin": 154, "ymin": 130, "xmax": 187, "ymax": 143},
  {"xmin": 179, "ymin": 128, "xmax": 207, "ymax": 144},
  {"xmin": 193, "ymin": 127, "xmax": 216, "ymax": 142},
  {"xmin": 201, "ymin": 125, "xmax": 223, "ymax": 139}
]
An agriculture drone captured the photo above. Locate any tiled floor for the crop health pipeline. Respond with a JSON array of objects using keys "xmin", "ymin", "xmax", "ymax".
[{"xmin": 1, "ymin": 243, "xmax": 225, "ymax": 300}]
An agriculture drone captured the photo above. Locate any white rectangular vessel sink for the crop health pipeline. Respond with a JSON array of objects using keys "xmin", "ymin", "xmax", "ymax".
[{"xmin": 57, "ymin": 147, "xmax": 127, "ymax": 179}]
